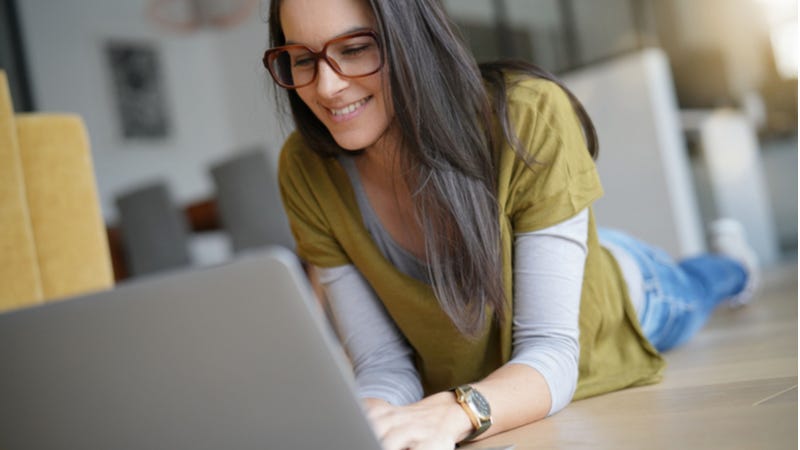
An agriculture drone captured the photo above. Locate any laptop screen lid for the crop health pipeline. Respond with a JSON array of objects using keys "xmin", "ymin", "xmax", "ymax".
[{"xmin": 0, "ymin": 247, "xmax": 382, "ymax": 450}]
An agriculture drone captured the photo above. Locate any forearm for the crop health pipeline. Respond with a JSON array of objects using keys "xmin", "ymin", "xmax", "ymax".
[
  {"xmin": 416, "ymin": 363, "xmax": 551, "ymax": 443},
  {"xmin": 466, "ymin": 363, "xmax": 551, "ymax": 440},
  {"xmin": 506, "ymin": 210, "xmax": 587, "ymax": 416},
  {"xmin": 339, "ymin": 207, "xmax": 588, "ymax": 447},
  {"xmin": 316, "ymin": 264, "xmax": 423, "ymax": 406},
  {"xmin": 440, "ymin": 211, "xmax": 589, "ymax": 443}
]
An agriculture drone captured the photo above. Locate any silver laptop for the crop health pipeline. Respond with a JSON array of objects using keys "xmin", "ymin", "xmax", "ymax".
[{"xmin": 0, "ymin": 247, "xmax": 382, "ymax": 450}]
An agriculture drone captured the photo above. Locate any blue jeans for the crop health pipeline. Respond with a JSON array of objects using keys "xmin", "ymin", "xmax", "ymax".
[{"xmin": 598, "ymin": 229, "xmax": 748, "ymax": 352}]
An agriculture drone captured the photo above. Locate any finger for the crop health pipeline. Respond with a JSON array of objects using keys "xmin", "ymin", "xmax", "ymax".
[
  {"xmin": 380, "ymin": 424, "xmax": 419, "ymax": 450},
  {"xmin": 371, "ymin": 408, "xmax": 404, "ymax": 441},
  {"xmin": 366, "ymin": 403, "xmax": 399, "ymax": 435},
  {"xmin": 381, "ymin": 432, "xmax": 456, "ymax": 450},
  {"xmin": 381, "ymin": 422, "xmax": 455, "ymax": 450},
  {"xmin": 413, "ymin": 436, "xmax": 456, "ymax": 450},
  {"xmin": 364, "ymin": 403, "xmax": 391, "ymax": 422}
]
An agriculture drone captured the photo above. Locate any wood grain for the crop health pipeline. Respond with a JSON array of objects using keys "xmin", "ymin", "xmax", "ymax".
[{"xmin": 470, "ymin": 264, "xmax": 798, "ymax": 450}]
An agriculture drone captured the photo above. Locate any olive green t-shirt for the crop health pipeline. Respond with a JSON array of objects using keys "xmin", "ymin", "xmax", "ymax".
[{"xmin": 278, "ymin": 76, "xmax": 665, "ymax": 399}]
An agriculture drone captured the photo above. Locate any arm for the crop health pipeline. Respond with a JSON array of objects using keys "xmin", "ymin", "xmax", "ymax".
[
  {"xmin": 315, "ymin": 264, "xmax": 423, "ymax": 406},
  {"xmin": 369, "ymin": 210, "xmax": 588, "ymax": 449},
  {"xmin": 505, "ymin": 208, "xmax": 587, "ymax": 416}
]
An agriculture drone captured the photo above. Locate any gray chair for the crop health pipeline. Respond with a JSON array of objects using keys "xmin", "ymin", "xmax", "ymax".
[
  {"xmin": 210, "ymin": 148, "xmax": 295, "ymax": 254},
  {"xmin": 115, "ymin": 181, "xmax": 191, "ymax": 277}
]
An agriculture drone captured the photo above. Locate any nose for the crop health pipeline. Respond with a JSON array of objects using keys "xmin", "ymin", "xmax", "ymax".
[{"xmin": 314, "ymin": 59, "xmax": 348, "ymax": 98}]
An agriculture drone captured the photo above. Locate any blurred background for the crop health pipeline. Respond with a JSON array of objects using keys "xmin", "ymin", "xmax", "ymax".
[{"xmin": 1, "ymin": 0, "xmax": 796, "ymax": 282}]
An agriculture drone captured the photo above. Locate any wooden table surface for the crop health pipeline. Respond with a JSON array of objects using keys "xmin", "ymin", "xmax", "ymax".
[{"xmin": 470, "ymin": 264, "xmax": 798, "ymax": 450}]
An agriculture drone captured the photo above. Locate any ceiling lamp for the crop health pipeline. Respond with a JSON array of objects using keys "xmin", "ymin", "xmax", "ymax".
[{"xmin": 147, "ymin": 0, "xmax": 258, "ymax": 32}]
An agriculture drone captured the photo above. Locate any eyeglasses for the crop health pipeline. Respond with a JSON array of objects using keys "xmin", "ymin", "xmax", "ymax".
[{"xmin": 263, "ymin": 30, "xmax": 383, "ymax": 89}]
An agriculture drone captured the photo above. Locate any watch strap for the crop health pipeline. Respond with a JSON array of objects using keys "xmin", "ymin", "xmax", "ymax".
[
  {"xmin": 461, "ymin": 416, "xmax": 491, "ymax": 442},
  {"xmin": 453, "ymin": 385, "xmax": 492, "ymax": 443}
]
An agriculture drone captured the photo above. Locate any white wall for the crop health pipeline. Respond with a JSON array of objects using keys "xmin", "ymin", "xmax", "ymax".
[{"xmin": 17, "ymin": 0, "xmax": 286, "ymax": 222}]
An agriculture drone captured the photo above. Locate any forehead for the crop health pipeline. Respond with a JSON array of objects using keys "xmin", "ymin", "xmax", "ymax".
[{"xmin": 280, "ymin": 0, "xmax": 376, "ymax": 46}]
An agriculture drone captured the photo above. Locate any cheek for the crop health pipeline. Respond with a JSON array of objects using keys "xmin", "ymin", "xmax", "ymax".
[
  {"xmin": 294, "ymin": 88, "xmax": 315, "ymax": 109},
  {"xmin": 294, "ymin": 88, "xmax": 329, "ymax": 123}
]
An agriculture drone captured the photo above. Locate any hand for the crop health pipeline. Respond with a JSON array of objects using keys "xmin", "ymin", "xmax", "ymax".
[{"xmin": 363, "ymin": 393, "xmax": 473, "ymax": 450}]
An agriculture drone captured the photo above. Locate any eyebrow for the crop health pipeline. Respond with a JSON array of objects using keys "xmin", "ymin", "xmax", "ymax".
[{"xmin": 285, "ymin": 26, "xmax": 373, "ymax": 46}]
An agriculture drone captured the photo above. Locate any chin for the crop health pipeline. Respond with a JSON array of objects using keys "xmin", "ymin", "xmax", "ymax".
[{"xmin": 330, "ymin": 131, "xmax": 380, "ymax": 152}]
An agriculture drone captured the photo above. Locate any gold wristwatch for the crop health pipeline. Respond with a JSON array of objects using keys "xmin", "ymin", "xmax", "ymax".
[{"xmin": 452, "ymin": 384, "xmax": 493, "ymax": 442}]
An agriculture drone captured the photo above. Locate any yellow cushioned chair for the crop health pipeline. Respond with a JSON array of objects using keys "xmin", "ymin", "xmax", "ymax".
[{"xmin": 0, "ymin": 70, "xmax": 113, "ymax": 313}]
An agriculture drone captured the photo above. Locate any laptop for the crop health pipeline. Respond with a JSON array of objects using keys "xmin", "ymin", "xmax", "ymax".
[{"xmin": 0, "ymin": 247, "xmax": 382, "ymax": 449}]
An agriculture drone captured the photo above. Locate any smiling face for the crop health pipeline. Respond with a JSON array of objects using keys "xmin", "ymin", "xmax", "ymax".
[{"xmin": 279, "ymin": 0, "xmax": 394, "ymax": 152}]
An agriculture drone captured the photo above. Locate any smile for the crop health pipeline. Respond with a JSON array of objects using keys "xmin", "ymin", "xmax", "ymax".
[{"xmin": 327, "ymin": 96, "xmax": 372, "ymax": 120}]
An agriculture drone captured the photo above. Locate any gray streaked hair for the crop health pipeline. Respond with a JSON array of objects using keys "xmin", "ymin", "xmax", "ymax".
[{"xmin": 268, "ymin": 0, "xmax": 597, "ymax": 337}]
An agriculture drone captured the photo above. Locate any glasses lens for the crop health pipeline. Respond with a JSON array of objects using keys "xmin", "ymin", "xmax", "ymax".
[
  {"xmin": 267, "ymin": 33, "xmax": 382, "ymax": 88},
  {"xmin": 269, "ymin": 47, "xmax": 316, "ymax": 87},
  {"xmin": 327, "ymin": 34, "xmax": 381, "ymax": 78}
]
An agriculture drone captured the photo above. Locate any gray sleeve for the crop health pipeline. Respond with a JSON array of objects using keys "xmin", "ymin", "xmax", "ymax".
[
  {"xmin": 510, "ymin": 208, "xmax": 588, "ymax": 416},
  {"xmin": 314, "ymin": 264, "xmax": 423, "ymax": 406},
  {"xmin": 314, "ymin": 209, "xmax": 588, "ymax": 413}
]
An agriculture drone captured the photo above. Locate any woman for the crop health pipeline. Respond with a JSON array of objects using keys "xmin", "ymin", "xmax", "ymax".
[{"xmin": 263, "ymin": 0, "xmax": 758, "ymax": 448}]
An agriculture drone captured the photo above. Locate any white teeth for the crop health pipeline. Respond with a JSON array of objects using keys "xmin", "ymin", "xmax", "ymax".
[{"xmin": 331, "ymin": 97, "xmax": 369, "ymax": 116}]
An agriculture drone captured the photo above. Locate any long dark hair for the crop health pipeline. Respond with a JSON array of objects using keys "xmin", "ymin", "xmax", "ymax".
[{"xmin": 268, "ymin": 0, "xmax": 598, "ymax": 337}]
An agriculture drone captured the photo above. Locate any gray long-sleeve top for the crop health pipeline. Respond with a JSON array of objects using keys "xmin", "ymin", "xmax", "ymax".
[{"xmin": 317, "ymin": 208, "xmax": 589, "ymax": 416}]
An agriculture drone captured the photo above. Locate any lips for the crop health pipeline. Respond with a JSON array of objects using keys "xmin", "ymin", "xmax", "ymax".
[{"xmin": 325, "ymin": 96, "xmax": 372, "ymax": 120}]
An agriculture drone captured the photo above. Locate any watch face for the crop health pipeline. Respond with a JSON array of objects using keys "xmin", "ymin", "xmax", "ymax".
[
  {"xmin": 455, "ymin": 385, "xmax": 493, "ymax": 441},
  {"xmin": 470, "ymin": 390, "xmax": 491, "ymax": 417}
]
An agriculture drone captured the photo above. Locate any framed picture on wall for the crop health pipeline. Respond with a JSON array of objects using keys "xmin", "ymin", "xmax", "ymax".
[{"xmin": 105, "ymin": 40, "xmax": 171, "ymax": 140}]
